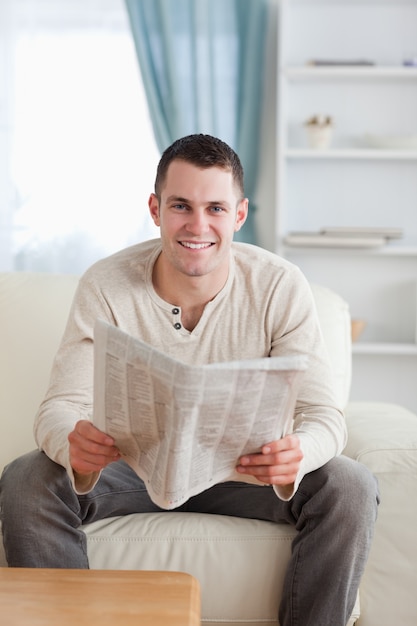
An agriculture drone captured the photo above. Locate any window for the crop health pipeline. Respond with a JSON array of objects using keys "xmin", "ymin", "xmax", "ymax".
[{"xmin": 0, "ymin": 0, "xmax": 160, "ymax": 274}]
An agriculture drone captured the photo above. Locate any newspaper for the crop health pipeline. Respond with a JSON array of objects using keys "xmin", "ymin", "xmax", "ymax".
[{"xmin": 93, "ymin": 320, "xmax": 308, "ymax": 509}]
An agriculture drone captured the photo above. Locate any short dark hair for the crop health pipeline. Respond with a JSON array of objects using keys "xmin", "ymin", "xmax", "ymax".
[{"xmin": 154, "ymin": 134, "xmax": 244, "ymax": 200}]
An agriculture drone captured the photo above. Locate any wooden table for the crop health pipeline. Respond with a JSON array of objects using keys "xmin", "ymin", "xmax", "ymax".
[{"xmin": 0, "ymin": 568, "xmax": 201, "ymax": 625}]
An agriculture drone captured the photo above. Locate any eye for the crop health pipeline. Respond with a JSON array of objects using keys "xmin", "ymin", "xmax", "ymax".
[
  {"xmin": 210, "ymin": 206, "xmax": 225, "ymax": 213},
  {"xmin": 173, "ymin": 203, "xmax": 187, "ymax": 211}
]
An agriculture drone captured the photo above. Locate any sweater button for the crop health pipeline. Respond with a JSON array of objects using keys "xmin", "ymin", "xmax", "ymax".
[
  {"xmin": 172, "ymin": 307, "xmax": 180, "ymax": 315},
  {"xmin": 174, "ymin": 322, "xmax": 182, "ymax": 330}
]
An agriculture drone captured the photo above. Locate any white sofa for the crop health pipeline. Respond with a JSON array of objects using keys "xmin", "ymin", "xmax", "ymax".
[{"xmin": 1, "ymin": 271, "xmax": 417, "ymax": 626}]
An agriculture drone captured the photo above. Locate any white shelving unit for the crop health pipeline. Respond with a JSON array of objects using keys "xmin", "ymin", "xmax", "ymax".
[{"xmin": 276, "ymin": 0, "xmax": 417, "ymax": 411}]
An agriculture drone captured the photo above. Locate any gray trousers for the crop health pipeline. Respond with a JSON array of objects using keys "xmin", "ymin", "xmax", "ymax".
[{"xmin": 0, "ymin": 450, "xmax": 379, "ymax": 626}]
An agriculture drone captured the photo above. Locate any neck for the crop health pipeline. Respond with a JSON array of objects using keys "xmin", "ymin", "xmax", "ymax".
[{"xmin": 152, "ymin": 253, "xmax": 228, "ymax": 329}]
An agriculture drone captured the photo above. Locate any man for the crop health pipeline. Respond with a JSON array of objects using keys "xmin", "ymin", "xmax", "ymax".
[{"xmin": 0, "ymin": 134, "xmax": 378, "ymax": 626}]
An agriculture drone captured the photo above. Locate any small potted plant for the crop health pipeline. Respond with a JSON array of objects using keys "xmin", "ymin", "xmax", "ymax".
[{"xmin": 304, "ymin": 114, "xmax": 334, "ymax": 149}]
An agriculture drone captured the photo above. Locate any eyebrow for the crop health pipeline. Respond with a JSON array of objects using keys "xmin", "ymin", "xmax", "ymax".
[
  {"xmin": 166, "ymin": 196, "xmax": 189, "ymax": 204},
  {"xmin": 166, "ymin": 195, "xmax": 230, "ymax": 207}
]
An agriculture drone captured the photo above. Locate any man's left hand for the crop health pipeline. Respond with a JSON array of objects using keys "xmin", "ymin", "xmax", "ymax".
[{"xmin": 236, "ymin": 434, "xmax": 303, "ymax": 486}]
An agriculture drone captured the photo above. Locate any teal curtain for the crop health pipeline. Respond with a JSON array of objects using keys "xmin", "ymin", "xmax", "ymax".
[{"xmin": 124, "ymin": 0, "xmax": 268, "ymax": 244}]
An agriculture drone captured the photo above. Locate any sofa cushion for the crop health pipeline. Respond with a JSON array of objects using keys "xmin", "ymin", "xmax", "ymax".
[{"xmin": 84, "ymin": 511, "xmax": 294, "ymax": 623}]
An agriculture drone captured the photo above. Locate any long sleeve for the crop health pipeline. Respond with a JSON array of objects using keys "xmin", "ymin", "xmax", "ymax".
[
  {"xmin": 34, "ymin": 239, "xmax": 347, "ymax": 499},
  {"xmin": 34, "ymin": 273, "xmax": 116, "ymax": 491},
  {"xmin": 267, "ymin": 268, "xmax": 347, "ymax": 499}
]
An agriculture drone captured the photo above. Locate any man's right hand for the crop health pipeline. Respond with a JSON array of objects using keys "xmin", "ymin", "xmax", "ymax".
[{"xmin": 68, "ymin": 419, "xmax": 121, "ymax": 476}]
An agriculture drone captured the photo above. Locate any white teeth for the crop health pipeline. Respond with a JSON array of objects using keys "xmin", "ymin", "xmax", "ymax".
[{"xmin": 181, "ymin": 242, "xmax": 212, "ymax": 249}]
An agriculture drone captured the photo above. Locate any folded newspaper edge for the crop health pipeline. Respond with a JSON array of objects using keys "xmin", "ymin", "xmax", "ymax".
[{"xmin": 93, "ymin": 320, "xmax": 309, "ymax": 509}]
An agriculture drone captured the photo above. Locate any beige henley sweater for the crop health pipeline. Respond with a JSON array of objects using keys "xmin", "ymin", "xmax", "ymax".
[{"xmin": 34, "ymin": 239, "xmax": 346, "ymax": 501}]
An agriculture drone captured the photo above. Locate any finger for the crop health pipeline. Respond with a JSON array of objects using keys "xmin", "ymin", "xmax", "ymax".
[
  {"xmin": 239, "ymin": 434, "xmax": 302, "ymax": 466},
  {"xmin": 70, "ymin": 444, "xmax": 120, "ymax": 474},
  {"xmin": 68, "ymin": 436, "xmax": 120, "ymax": 466},
  {"xmin": 257, "ymin": 472, "xmax": 299, "ymax": 486},
  {"xmin": 69, "ymin": 433, "xmax": 120, "ymax": 459},
  {"xmin": 236, "ymin": 462, "xmax": 300, "ymax": 486},
  {"xmin": 70, "ymin": 450, "xmax": 118, "ymax": 474},
  {"xmin": 74, "ymin": 419, "xmax": 115, "ymax": 446},
  {"xmin": 69, "ymin": 421, "xmax": 119, "ymax": 455},
  {"xmin": 237, "ymin": 459, "xmax": 300, "ymax": 476},
  {"xmin": 239, "ymin": 447, "xmax": 303, "ymax": 469},
  {"xmin": 261, "ymin": 434, "xmax": 300, "ymax": 454},
  {"xmin": 68, "ymin": 420, "xmax": 120, "ymax": 474}
]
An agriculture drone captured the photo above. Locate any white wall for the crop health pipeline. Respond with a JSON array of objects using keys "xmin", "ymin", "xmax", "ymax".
[{"xmin": 0, "ymin": 1, "xmax": 14, "ymax": 269}]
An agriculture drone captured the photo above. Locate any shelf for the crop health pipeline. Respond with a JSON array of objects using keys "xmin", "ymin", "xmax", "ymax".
[
  {"xmin": 283, "ymin": 66, "xmax": 417, "ymax": 81},
  {"xmin": 352, "ymin": 342, "xmax": 417, "ymax": 356},
  {"xmin": 284, "ymin": 148, "xmax": 417, "ymax": 160},
  {"xmin": 290, "ymin": 0, "xmax": 417, "ymax": 5},
  {"xmin": 283, "ymin": 245, "xmax": 417, "ymax": 256}
]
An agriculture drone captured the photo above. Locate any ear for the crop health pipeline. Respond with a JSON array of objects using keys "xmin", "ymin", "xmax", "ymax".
[
  {"xmin": 234, "ymin": 198, "xmax": 249, "ymax": 232},
  {"xmin": 148, "ymin": 193, "xmax": 161, "ymax": 227}
]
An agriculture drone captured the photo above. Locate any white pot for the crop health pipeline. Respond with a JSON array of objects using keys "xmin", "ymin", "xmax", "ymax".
[{"xmin": 305, "ymin": 125, "xmax": 333, "ymax": 149}]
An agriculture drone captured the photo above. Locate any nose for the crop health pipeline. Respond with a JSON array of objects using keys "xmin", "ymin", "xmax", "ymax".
[{"xmin": 185, "ymin": 209, "xmax": 210, "ymax": 235}]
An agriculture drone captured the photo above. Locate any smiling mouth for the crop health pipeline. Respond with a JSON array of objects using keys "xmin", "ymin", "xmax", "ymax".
[{"xmin": 179, "ymin": 242, "xmax": 214, "ymax": 249}]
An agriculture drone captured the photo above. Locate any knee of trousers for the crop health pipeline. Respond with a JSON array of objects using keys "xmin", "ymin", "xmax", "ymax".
[
  {"xmin": 300, "ymin": 456, "xmax": 380, "ymax": 525},
  {"xmin": 0, "ymin": 450, "xmax": 72, "ymax": 516},
  {"xmin": 324, "ymin": 455, "xmax": 379, "ymax": 520}
]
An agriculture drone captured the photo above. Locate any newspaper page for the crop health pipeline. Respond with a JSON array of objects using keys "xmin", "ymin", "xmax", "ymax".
[{"xmin": 93, "ymin": 320, "xmax": 308, "ymax": 509}]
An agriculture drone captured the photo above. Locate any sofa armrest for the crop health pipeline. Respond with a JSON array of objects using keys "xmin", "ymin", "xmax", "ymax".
[{"xmin": 343, "ymin": 402, "xmax": 417, "ymax": 626}]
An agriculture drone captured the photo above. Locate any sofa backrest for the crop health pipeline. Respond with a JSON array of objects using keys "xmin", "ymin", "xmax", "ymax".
[
  {"xmin": 0, "ymin": 272, "xmax": 79, "ymax": 470},
  {"xmin": 310, "ymin": 283, "xmax": 352, "ymax": 409},
  {"xmin": 0, "ymin": 272, "xmax": 351, "ymax": 472}
]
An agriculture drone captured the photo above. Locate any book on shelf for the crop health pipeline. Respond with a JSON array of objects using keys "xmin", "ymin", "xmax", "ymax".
[
  {"xmin": 284, "ymin": 231, "xmax": 388, "ymax": 249},
  {"xmin": 284, "ymin": 226, "xmax": 404, "ymax": 248},
  {"xmin": 307, "ymin": 59, "xmax": 375, "ymax": 67},
  {"xmin": 320, "ymin": 226, "xmax": 403, "ymax": 240}
]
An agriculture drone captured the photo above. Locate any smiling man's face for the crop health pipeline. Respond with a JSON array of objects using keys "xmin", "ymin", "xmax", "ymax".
[{"xmin": 148, "ymin": 159, "xmax": 248, "ymax": 282}]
